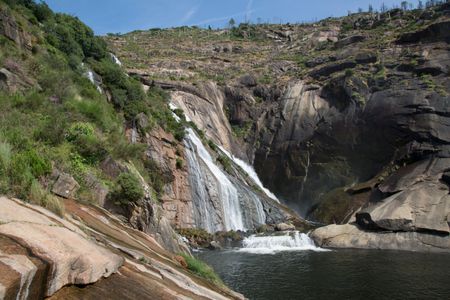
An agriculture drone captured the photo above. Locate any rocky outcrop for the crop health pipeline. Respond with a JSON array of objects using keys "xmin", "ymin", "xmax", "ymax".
[
  {"xmin": 0, "ymin": 196, "xmax": 244, "ymax": 299},
  {"xmin": 0, "ymin": 197, "xmax": 123, "ymax": 297},
  {"xmin": 170, "ymin": 81, "xmax": 236, "ymax": 151},
  {"xmin": 51, "ymin": 173, "xmax": 80, "ymax": 199},
  {"xmin": 310, "ymin": 224, "xmax": 450, "ymax": 252},
  {"xmin": 0, "ymin": 7, "xmax": 32, "ymax": 50},
  {"xmin": 357, "ymin": 181, "xmax": 449, "ymax": 234},
  {"xmin": 397, "ymin": 20, "xmax": 450, "ymax": 44}
]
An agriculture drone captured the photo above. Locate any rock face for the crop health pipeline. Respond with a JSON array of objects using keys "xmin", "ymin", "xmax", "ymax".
[
  {"xmin": 0, "ymin": 196, "xmax": 244, "ymax": 300},
  {"xmin": 51, "ymin": 173, "xmax": 80, "ymax": 199},
  {"xmin": 311, "ymin": 224, "xmax": 450, "ymax": 252},
  {"xmin": 0, "ymin": 7, "xmax": 32, "ymax": 50},
  {"xmin": 107, "ymin": 3, "xmax": 450, "ymax": 252},
  {"xmin": 0, "ymin": 197, "xmax": 123, "ymax": 297}
]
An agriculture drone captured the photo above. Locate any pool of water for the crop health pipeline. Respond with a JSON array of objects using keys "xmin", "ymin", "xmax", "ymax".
[{"xmin": 196, "ymin": 248, "xmax": 450, "ymax": 300}]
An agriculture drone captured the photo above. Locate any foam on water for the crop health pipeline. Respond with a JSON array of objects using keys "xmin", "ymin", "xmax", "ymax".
[{"xmin": 238, "ymin": 231, "xmax": 327, "ymax": 254}]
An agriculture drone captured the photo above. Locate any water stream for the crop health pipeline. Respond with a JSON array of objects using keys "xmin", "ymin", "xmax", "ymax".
[
  {"xmin": 184, "ymin": 128, "xmax": 245, "ymax": 232},
  {"xmin": 218, "ymin": 146, "xmax": 279, "ymax": 202}
]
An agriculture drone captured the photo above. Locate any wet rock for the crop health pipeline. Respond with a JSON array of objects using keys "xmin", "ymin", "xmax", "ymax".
[
  {"xmin": 209, "ymin": 241, "xmax": 223, "ymax": 250},
  {"xmin": 51, "ymin": 173, "xmax": 80, "ymax": 199}
]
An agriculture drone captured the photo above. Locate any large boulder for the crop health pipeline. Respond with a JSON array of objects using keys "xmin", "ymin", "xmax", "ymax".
[
  {"xmin": 310, "ymin": 224, "xmax": 450, "ymax": 252},
  {"xmin": 51, "ymin": 173, "xmax": 80, "ymax": 199},
  {"xmin": 357, "ymin": 182, "xmax": 450, "ymax": 233}
]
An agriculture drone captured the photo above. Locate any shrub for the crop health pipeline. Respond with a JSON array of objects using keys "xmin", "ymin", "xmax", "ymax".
[
  {"xmin": 179, "ymin": 253, "xmax": 223, "ymax": 286},
  {"xmin": 0, "ymin": 141, "xmax": 12, "ymax": 173},
  {"xmin": 24, "ymin": 149, "xmax": 52, "ymax": 178},
  {"xmin": 66, "ymin": 122, "xmax": 95, "ymax": 142},
  {"xmin": 143, "ymin": 158, "xmax": 168, "ymax": 194},
  {"xmin": 113, "ymin": 172, "xmax": 144, "ymax": 204},
  {"xmin": 9, "ymin": 153, "xmax": 34, "ymax": 198},
  {"xmin": 176, "ymin": 158, "xmax": 183, "ymax": 169},
  {"xmin": 217, "ymin": 155, "xmax": 232, "ymax": 173},
  {"xmin": 66, "ymin": 122, "xmax": 106, "ymax": 164}
]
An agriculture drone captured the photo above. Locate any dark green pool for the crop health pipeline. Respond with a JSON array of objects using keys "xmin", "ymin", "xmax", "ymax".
[{"xmin": 196, "ymin": 248, "xmax": 450, "ymax": 300}]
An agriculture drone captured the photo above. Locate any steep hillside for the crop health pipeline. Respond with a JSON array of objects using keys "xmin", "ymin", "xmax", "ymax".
[
  {"xmin": 0, "ymin": 0, "xmax": 298, "ymax": 298},
  {"xmin": 107, "ymin": 3, "xmax": 450, "ymax": 251}
]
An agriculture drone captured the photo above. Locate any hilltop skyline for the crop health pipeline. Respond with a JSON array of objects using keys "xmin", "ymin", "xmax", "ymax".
[{"xmin": 46, "ymin": 0, "xmax": 411, "ymax": 35}]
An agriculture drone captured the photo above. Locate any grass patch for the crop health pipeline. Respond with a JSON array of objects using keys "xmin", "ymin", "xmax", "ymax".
[{"xmin": 179, "ymin": 253, "xmax": 223, "ymax": 286}]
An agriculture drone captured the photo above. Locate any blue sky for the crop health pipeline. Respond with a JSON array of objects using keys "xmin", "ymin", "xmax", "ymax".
[{"xmin": 46, "ymin": 0, "xmax": 412, "ymax": 35}]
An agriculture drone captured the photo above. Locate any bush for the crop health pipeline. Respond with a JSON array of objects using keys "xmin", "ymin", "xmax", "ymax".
[
  {"xmin": 176, "ymin": 158, "xmax": 183, "ymax": 169},
  {"xmin": 24, "ymin": 149, "xmax": 52, "ymax": 178},
  {"xmin": 217, "ymin": 155, "xmax": 232, "ymax": 173},
  {"xmin": 66, "ymin": 122, "xmax": 107, "ymax": 164},
  {"xmin": 66, "ymin": 122, "xmax": 95, "ymax": 142},
  {"xmin": 179, "ymin": 253, "xmax": 223, "ymax": 286},
  {"xmin": 0, "ymin": 141, "xmax": 12, "ymax": 174},
  {"xmin": 112, "ymin": 172, "xmax": 144, "ymax": 204},
  {"xmin": 9, "ymin": 153, "xmax": 34, "ymax": 198}
]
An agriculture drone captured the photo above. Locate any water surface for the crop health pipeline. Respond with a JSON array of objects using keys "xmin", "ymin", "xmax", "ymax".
[{"xmin": 197, "ymin": 248, "xmax": 450, "ymax": 300}]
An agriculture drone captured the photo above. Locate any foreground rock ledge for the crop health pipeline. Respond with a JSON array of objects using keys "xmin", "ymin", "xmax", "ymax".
[
  {"xmin": 0, "ymin": 197, "xmax": 123, "ymax": 297},
  {"xmin": 0, "ymin": 196, "xmax": 244, "ymax": 300},
  {"xmin": 310, "ymin": 224, "xmax": 450, "ymax": 253}
]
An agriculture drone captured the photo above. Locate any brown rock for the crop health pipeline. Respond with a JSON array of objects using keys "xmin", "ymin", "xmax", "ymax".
[
  {"xmin": 174, "ymin": 255, "xmax": 188, "ymax": 268},
  {"xmin": 51, "ymin": 173, "xmax": 80, "ymax": 199}
]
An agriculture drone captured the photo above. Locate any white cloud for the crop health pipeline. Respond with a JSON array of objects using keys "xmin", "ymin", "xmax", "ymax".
[
  {"xmin": 194, "ymin": 9, "xmax": 255, "ymax": 26},
  {"xmin": 180, "ymin": 6, "xmax": 198, "ymax": 24}
]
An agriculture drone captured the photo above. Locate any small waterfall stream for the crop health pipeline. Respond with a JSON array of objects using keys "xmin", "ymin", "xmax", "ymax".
[
  {"xmin": 218, "ymin": 146, "xmax": 279, "ymax": 202},
  {"xmin": 110, "ymin": 53, "xmax": 122, "ymax": 66},
  {"xmin": 239, "ymin": 231, "xmax": 325, "ymax": 254}
]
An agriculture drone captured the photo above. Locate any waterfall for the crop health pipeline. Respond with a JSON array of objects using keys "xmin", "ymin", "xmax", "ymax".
[
  {"xmin": 184, "ymin": 128, "xmax": 245, "ymax": 232},
  {"xmin": 110, "ymin": 53, "xmax": 122, "ymax": 66},
  {"xmin": 239, "ymin": 231, "xmax": 326, "ymax": 254},
  {"xmin": 85, "ymin": 69, "xmax": 103, "ymax": 94},
  {"xmin": 218, "ymin": 146, "xmax": 279, "ymax": 202}
]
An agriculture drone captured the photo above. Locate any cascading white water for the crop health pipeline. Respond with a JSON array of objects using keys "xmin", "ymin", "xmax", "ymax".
[
  {"xmin": 239, "ymin": 231, "xmax": 326, "ymax": 254},
  {"xmin": 185, "ymin": 128, "xmax": 245, "ymax": 231},
  {"xmin": 184, "ymin": 136, "xmax": 217, "ymax": 233},
  {"xmin": 246, "ymin": 190, "xmax": 267, "ymax": 226},
  {"xmin": 218, "ymin": 146, "xmax": 279, "ymax": 202},
  {"xmin": 85, "ymin": 70, "xmax": 103, "ymax": 93},
  {"xmin": 110, "ymin": 53, "xmax": 122, "ymax": 66}
]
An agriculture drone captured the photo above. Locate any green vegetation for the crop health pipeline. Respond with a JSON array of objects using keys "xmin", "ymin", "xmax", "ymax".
[
  {"xmin": 231, "ymin": 121, "xmax": 253, "ymax": 138},
  {"xmin": 0, "ymin": 1, "xmax": 180, "ymax": 209},
  {"xmin": 179, "ymin": 253, "xmax": 223, "ymax": 286},
  {"xmin": 217, "ymin": 155, "xmax": 233, "ymax": 173},
  {"xmin": 111, "ymin": 172, "xmax": 144, "ymax": 204}
]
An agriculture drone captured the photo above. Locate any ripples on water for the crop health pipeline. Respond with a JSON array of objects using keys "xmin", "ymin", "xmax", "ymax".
[{"xmin": 197, "ymin": 244, "xmax": 450, "ymax": 300}]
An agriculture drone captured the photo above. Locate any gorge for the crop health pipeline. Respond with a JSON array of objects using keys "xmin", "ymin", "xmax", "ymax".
[{"xmin": 0, "ymin": 0, "xmax": 449, "ymax": 299}]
